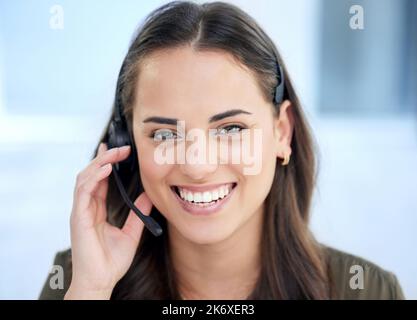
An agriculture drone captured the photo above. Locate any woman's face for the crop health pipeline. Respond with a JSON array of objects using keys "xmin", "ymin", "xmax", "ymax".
[{"xmin": 132, "ymin": 46, "xmax": 292, "ymax": 244}]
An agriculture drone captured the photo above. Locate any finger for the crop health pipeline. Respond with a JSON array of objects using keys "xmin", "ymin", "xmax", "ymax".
[
  {"xmin": 74, "ymin": 163, "xmax": 113, "ymax": 215},
  {"xmin": 75, "ymin": 142, "xmax": 107, "ymax": 186},
  {"xmin": 80, "ymin": 163, "xmax": 112, "ymax": 198},
  {"xmin": 98, "ymin": 142, "xmax": 107, "ymax": 154},
  {"xmin": 77, "ymin": 145, "xmax": 130, "ymax": 185},
  {"xmin": 95, "ymin": 143, "xmax": 110, "ymax": 200},
  {"xmin": 94, "ymin": 145, "xmax": 131, "ymax": 167},
  {"xmin": 121, "ymin": 192, "xmax": 153, "ymax": 244}
]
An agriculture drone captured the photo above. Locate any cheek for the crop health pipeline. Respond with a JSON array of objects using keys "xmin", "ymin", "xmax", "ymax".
[
  {"xmin": 235, "ymin": 132, "xmax": 276, "ymax": 205},
  {"xmin": 231, "ymin": 128, "xmax": 276, "ymax": 178},
  {"xmin": 260, "ymin": 134, "xmax": 278, "ymax": 185},
  {"xmin": 137, "ymin": 147, "xmax": 173, "ymax": 191}
]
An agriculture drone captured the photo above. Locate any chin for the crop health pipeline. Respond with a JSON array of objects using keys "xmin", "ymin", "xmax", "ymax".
[{"xmin": 172, "ymin": 220, "xmax": 238, "ymax": 245}]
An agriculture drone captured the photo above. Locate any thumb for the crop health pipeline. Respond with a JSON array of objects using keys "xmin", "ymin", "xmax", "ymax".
[{"xmin": 121, "ymin": 192, "xmax": 153, "ymax": 244}]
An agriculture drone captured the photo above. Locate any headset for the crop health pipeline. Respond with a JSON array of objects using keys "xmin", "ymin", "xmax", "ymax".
[
  {"xmin": 106, "ymin": 62, "xmax": 163, "ymax": 237},
  {"xmin": 274, "ymin": 63, "xmax": 285, "ymax": 105},
  {"xmin": 106, "ymin": 56, "xmax": 285, "ymax": 237}
]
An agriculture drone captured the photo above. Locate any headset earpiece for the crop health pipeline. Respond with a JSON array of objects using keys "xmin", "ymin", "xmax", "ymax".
[
  {"xmin": 107, "ymin": 69, "xmax": 137, "ymax": 172},
  {"xmin": 107, "ymin": 118, "xmax": 136, "ymax": 171},
  {"xmin": 108, "ymin": 119, "xmax": 131, "ymax": 149}
]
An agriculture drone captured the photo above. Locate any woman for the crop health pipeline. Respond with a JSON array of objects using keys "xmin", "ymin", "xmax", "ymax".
[{"xmin": 39, "ymin": 1, "xmax": 404, "ymax": 299}]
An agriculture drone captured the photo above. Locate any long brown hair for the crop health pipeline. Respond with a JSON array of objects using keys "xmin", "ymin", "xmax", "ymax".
[{"xmin": 89, "ymin": 1, "xmax": 330, "ymax": 299}]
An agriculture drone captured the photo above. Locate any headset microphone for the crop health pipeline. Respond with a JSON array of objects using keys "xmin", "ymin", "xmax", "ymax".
[{"xmin": 109, "ymin": 157, "xmax": 163, "ymax": 237}]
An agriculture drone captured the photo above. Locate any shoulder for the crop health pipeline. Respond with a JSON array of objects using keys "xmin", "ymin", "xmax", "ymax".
[
  {"xmin": 39, "ymin": 248, "xmax": 72, "ymax": 300},
  {"xmin": 323, "ymin": 246, "xmax": 405, "ymax": 299}
]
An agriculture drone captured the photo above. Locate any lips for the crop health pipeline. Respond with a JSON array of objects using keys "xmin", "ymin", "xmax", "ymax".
[{"xmin": 170, "ymin": 183, "xmax": 237, "ymax": 216}]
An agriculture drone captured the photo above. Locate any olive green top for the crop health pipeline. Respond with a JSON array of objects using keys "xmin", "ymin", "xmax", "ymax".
[{"xmin": 38, "ymin": 246, "xmax": 405, "ymax": 300}]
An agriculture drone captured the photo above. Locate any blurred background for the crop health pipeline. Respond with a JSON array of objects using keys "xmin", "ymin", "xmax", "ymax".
[{"xmin": 0, "ymin": 0, "xmax": 416, "ymax": 299}]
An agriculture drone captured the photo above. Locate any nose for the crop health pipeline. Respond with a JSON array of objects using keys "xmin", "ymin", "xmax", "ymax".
[
  {"xmin": 179, "ymin": 161, "xmax": 218, "ymax": 180},
  {"xmin": 178, "ymin": 136, "xmax": 219, "ymax": 180}
]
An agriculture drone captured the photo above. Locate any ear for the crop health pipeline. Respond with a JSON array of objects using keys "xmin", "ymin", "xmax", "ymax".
[{"xmin": 273, "ymin": 100, "xmax": 294, "ymax": 161}]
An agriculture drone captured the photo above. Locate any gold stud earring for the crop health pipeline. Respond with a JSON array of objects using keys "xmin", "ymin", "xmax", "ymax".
[{"xmin": 281, "ymin": 153, "xmax": 290, "ymax": 166}]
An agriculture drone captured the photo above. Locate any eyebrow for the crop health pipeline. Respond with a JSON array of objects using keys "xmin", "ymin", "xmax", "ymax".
[
  {"xmin": 142, "ymin": 108, "xmax": 252, "ymax": 125},
  {"xmin": 142, "ymin": 116, "xmax": 177, "ymax": 125},
  {"xmin": 209, "ymin": 109, "xmax": 252, "ymax": 123}
]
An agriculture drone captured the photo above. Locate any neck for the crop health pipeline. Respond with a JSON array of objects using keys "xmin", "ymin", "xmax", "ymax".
[{"xmin": 168, "ymin": 207, "xmax": 263, "ymax": 300}]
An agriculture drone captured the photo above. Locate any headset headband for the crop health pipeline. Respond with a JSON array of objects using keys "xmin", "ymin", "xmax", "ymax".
[
  {"xmin": 114, "ymin": 61, "xmax": 127, "ymax": 122},
  {"xmin": 274, "ymin": 59, "xmax": 285, "ymax": 105}
]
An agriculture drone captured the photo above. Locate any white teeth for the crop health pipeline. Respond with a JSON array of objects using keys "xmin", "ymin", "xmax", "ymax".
[
  {"xmin": 186, "ymin": 192, "xmax": 193, "ymax": 202},
  {"xmin": 176, "ymin": 184, "xmax": 234, "ymax": 203},
  {"xmin": 203, "ymin": 191, "xmax": 212, "ymax": 203},
  {"xmin": 193, "ymin": 192, "xmax": 202, "ymax": 203},
  {"xmin": 211, "ymin": 190, "xmax": 219, "ymax": 201},
  {"xmin": 219, "ymin": 188, "xmax": 225, "ymax": 198}
]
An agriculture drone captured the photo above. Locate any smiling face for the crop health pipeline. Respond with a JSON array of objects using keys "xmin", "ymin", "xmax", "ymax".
[{"xmin": 131, "ymin": 46, "xmax": 292, "ymax": 245}]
